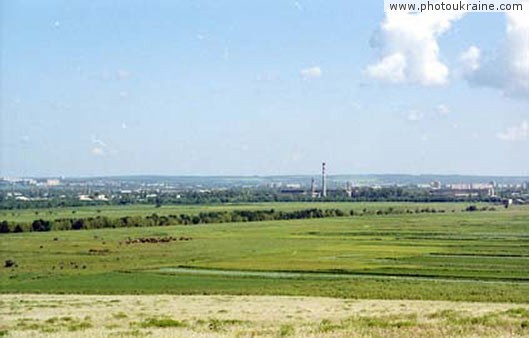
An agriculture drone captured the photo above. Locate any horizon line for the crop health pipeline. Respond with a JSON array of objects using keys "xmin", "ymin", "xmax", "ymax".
[{"xmin": 3, "ymin": 173, "xmax": 529, "ymax": 179}]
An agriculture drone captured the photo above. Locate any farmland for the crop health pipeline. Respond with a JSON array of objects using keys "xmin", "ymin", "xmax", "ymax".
[
  {"xmin": 1, "ymin": 202, "xmax": 529, "ymax": 302},
  {"xmin": 2, "ymin": 202, "xmax": 529, "ymax": 336},
  {"xmin": 0, "ymin": 201, "xmax": 486, "ymax": 224}
]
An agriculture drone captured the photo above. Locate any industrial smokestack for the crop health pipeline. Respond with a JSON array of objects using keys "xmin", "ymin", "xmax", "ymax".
[{"xmin": 322, "ymin": 162, "xmax": 327, "ymax": 198}]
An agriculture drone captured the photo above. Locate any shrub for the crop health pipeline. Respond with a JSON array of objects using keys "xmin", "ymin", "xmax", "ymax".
[
  {"xmin": 279, "ymin": 324, "xmax": 295, "ymax": 336},
  {"xmin": 31, "ymin": 219, "xmax": 52, "ymax": 232},
  {"xmin": 0, "ymin": 221, "xmax": 9, "ymax": 233},
  {"xmin": 317, "ymin": 319, "xmax": 340, "ymax": 333},
  {"xmin": 139, "ymin": 318, "xmax": 186, "ymax": 328},
  {"xmin": 465, "ymin": 205, "xmax": 478, "ymax": 212},
  {"xmin": 72, "ymin": 219, "xmax": 85, "ymax": 230}
]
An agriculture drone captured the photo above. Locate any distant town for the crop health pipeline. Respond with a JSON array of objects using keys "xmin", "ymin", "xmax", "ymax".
[{"xmin": 1, "ymin": 164, "xmax": 528, "ymax": 209}]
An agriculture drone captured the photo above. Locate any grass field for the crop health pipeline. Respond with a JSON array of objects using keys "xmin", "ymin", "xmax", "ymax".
[
  {"xmin": 2, "ymin": 295, "xmax": 529, "ymax": 337},
  {"xmin": 0, "ymin": 201, "xmax": 492, "ymax": 223},
  {"xmin": 1, "ymin": 203, "xmax": 529, "ymax": 303}
]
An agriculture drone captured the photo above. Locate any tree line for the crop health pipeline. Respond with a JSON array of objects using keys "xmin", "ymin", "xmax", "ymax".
[
  {"xmin": 0, "ymin": 187, "xmax": 500, "ymax": 210},
  {"xmin": 0, "ymin": 206, "xmax": 489, "ymax": 234}
]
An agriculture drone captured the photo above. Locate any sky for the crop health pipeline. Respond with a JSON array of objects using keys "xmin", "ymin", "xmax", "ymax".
[{"xmin": 1, "ymin": 0, "xmax": 528, "ymax": 177}]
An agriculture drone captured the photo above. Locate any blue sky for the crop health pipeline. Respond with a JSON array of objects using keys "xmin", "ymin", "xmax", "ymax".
[{"xmin": 1, "ymin": 0, "xmax": 528, "ymax": 177}]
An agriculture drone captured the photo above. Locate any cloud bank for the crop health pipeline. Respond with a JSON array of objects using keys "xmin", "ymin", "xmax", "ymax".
[
  {"xmin": 462, "ymin": 5, "xmax": 529, "ymax": 98},
  {"xmin": 367, "ymin": 3, "xmax": 466, "ymax": 86},
  {"xmin": 460, "ymin": 46, "xmax": 481, "ymax": 72},
  {"xmin": 368, "ymin": 1, "xmax": 529, "ymax": 99}
]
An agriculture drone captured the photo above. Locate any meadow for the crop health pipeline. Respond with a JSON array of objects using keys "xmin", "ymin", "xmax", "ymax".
[
  {"xmin": 1, "ymin": 202, "xmax": 529, "ymax": 303},
  {"xmin": 2, "ymin": 295, "xmax": 529, "ymax": 337},
  {"xmin": 0, "ymin": 201, "xmax": 490, "ymax": 223}
]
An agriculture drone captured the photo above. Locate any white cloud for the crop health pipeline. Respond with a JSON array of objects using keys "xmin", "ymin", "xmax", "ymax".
[
  {"xmin": 460, "ymin": 46, "xmax": 481, "ymax": 72},
  {"xmin": 496, "ymin": 121, "xmax": 529, "ymax": 141},
  {"xmin": 91, "ymin": 147, "xmax": 105, "ymax": 156},
  {"xmin": 90, "ymin": 135, "xmax": 108, "ymax": 156},
  {"xmin": 463, "ymin": 5, "xmax": 529, "ymax": 98},
  {"xmin": 407, "ymin": 110, "xmax": 424, "ymax": 121},
  {"xmin": 435, "ymin": 104, "xmax": 451, "ymax": 116},
  {"xmin": 300, "ymin": 66, "xmax": 322, "ymax": 80},
  {"xmin": 367, "ymin": 3, "xmax": 466, "ymax": 86},
  {"xmin": 367, "ymin": 53, "xmax": 406, "ymax": 83},
  {"xmin": 502, "ymin": 8, "xmax": 529, "ymax": 97}
]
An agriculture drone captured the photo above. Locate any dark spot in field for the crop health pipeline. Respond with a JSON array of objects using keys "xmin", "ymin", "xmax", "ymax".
[
  {"xmin": 40, "ymin": 245, "xmax": 44, "ymax": 249},
  {"xmin": 4, "ymin": 259, "xmax": 16, "ymax": 268},
  {"xmin": 53, "ymin": 237, "xmax": 59, "ymax": 241},
  {"xmin": 124, "ymin": 236, "xmax": 192, "ymax": 245}
]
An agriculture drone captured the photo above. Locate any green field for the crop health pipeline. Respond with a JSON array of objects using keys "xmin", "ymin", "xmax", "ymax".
[
  {"xmin": 1, "ymin": 203, "xmax": 529, "ymax": 303},
  {"xmin": 0, "ymin": 201, "xmax": 490, "ymax": 223}
]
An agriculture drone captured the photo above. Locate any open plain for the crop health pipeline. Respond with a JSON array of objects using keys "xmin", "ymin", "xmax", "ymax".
[{"xmin": 2, "ymin": 202, "xmax": 529, "ymax": 336}]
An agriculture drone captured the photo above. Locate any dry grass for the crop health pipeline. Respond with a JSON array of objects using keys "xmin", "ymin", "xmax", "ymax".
[{"xmin": 1, "ymin": 294, "xmax": 529, "ymax": 337}]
